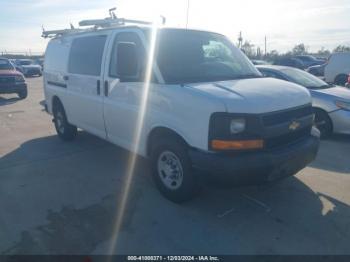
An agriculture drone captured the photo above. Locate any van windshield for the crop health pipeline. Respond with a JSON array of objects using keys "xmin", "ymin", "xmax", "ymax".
[{"xmin": 152, "ymin": 29, "xmax": 261, "ymax": 84}]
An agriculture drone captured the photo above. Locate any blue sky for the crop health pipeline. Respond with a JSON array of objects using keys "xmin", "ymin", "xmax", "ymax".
[{"xmin": 1, "ymin": 0, "xmax": 350, "ymax": 54}]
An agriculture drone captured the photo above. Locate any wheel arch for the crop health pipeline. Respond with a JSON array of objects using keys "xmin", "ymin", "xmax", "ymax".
[
  {"xmin": 52, "ymin": 95, "xmax": 63, "ymax": 113},
  {"xmin": 146, "ymin": 126, "xmax": 190, "ymax": 157},
  {"xmin": 312, "ymin": 106, "xmax": 333, "ymax": 131}
]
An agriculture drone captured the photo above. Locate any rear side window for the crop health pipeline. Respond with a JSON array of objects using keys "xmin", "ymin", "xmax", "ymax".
[{"xmin": 68, "ymin": 35, "xmax": 107, "ymax": 76}]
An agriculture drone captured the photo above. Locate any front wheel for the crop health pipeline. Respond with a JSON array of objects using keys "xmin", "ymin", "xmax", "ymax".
[
  {"xmin": 151, "ymin": 138, "xmax": 198, "ymax": 203},
  {"xmin": 53, "ymin": 102, "xmax": 77, "ymax": 141}
]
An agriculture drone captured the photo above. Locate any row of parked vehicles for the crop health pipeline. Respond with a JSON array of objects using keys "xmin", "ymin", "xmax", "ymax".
[
  {"xmin": 9, "ymin": 58, "xmax": 42, "ymax": 77},
  {"xmin": 264, "ymin": 53, "xmax": 350, "ymax": 86},
  {"xmin": 0, "ymin": 57, "xmax": 28, "ymax": 99}
]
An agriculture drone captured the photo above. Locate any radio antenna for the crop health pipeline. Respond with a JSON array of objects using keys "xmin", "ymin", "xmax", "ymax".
[{"xmin": 185, "ymin": 0, "xmax": 190, "ymax": 28}]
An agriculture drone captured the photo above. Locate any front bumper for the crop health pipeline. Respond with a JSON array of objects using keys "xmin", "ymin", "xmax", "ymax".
[
  {"xmin": 329, "ymin": 109, "xmax": 350, "ymax": 135},
  {"xmin": 189, "ymin": 133, "xmax": 320, "ymax": 184},
  {"xmin": 0, "ymin": 82, "xmax": 27, "ymax": 94}
]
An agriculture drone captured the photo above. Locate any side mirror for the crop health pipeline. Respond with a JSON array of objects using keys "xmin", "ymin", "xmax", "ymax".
[{"xmin": 116, "ymin": 42, "xmax": 139, "ymax": 81}]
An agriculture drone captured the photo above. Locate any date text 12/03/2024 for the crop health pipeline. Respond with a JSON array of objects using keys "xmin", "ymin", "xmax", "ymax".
[{"xmin": 127, "ymin": 256, "xmax": 220, "ymax": 261}]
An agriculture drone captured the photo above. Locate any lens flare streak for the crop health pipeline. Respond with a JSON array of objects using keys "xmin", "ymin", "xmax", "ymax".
[{"xmin": 107, "ymin": 24, "xmax": 159, "ymax": 257}]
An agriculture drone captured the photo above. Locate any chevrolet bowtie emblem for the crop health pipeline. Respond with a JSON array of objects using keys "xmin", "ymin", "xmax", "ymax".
[{"xmin": 289, "ymin": 121, "xmax": 300, "ymax": 131}]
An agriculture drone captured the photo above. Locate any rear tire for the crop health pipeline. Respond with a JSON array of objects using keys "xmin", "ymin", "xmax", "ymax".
[
  {"xmin": 53, "ymin": 101, "xmax": 77, "ymax": 141},
  {"xmin": 18, "ymin": 89, "xmax": 27, "ymax": 99},
  {"xmin": 150, "ymin": 137, "xmax": 198, "ymax": 203},
  {"xmin": 313, "ymin": 108, "xmax": 332, "ymax": 139}
]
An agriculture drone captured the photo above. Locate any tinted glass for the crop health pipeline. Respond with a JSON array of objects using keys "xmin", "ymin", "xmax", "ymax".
[
  {"xmin": 154, "ymin": 29, "xmax": 261, "ymax": 84},
  {"xmin": 68, "ymin": 35, "xmax": 107, "ymax": 76},
  {"xmin": 0, "ymin": 59, "xmax": 14, "ymax": 70},
  {"xmin": 109, "ymin": 32, "xmax": 146, "ymax": 82},
  {"xmin": 19, "ymin": 60, "xmax": 32, "ymax": 65},
  {"xmin": 281, "ymin": 68, "xmax": 329, "ymax": 89}
]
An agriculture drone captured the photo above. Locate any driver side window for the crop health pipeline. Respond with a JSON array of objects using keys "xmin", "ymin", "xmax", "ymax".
[{"xmin": 109, "ymin": 32, "xmax": 146, "ymax": 82}]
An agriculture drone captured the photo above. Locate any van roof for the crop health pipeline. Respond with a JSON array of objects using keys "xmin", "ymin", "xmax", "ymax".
[{"xmin": 49, "ymin": 26, "xmax": 224, "ymax": 40}]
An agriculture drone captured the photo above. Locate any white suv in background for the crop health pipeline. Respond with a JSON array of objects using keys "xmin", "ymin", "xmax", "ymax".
[
  {"xmin": 43, "ymin": 25, "xmax": 320, "ymax": 202},
  {"xmin": 325, "ymin": 52, "xmax": 350, "ymax": 86}
]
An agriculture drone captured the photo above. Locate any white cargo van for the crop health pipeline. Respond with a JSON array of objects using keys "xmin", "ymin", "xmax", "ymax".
[
  {"xmin": 43, "ymin": 16, "xmax": 319, "ymax": 202},
  {"xmin": 325, "ymin": 52, "xmax": 350, "ymax": 86}
]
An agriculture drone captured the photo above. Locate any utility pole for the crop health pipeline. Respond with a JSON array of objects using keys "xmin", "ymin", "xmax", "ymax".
[
  {"xmin": 264, "ymin": 35, "xmax": 267, "ymax": 57},
  {"xmin": 186, "ymin": 0, "xmax": 190, "ymax": 29},
  {"xmin": 238, "ymin": 31, "xmax": 243, "ymax": 49}
]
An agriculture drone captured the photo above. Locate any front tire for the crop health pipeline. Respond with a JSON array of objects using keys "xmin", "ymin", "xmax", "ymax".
[
  {"xmin": 151, "ymin": 138, "xmax": 198, "ymax": 203},
  {"xmin": 313, "ymin": 109, "xmax": 332, "ymax": 138},
  {"xmin": 53, "ymin": 102, "xmax": 77, "ymax": 141}
]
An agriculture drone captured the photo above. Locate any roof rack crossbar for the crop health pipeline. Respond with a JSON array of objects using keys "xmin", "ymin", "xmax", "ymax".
[
  {"xmin": 41, "ymin": 7, "xmax": 165, "ymax": 39},
  {"xmin": 78, "ymin": 17, "xmax": 152, "ymax": 28},
  {"xmin": 41, "ymin": 28, "xmax": 85, "ymax": 38}
]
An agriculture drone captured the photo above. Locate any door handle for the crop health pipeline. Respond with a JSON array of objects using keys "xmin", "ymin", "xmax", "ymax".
[
  {"xmin": 97, "ymin": 80, "xmax": 101, "ymax": 95},
  {"xmin": 104, "ymin": 81, "xmax": 109, "ymax": 97}
]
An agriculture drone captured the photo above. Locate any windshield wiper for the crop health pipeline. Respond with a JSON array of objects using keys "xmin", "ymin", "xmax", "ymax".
[
  {"xmin": 233, "ymin": 74, "xmax": 263, "ymax": 80},
  {"xmin": 307, "ymin": 84, "xmax": 332, "ymax": 89}
]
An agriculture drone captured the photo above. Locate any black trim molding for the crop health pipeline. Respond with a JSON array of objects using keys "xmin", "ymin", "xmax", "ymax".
[{"xmin": 47, "ymin": 81, "xmax": 67, "ymax": 88}]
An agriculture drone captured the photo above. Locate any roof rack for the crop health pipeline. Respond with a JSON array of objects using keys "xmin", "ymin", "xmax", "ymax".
[{"xmin": 42, "ymin": 7, "xmax": 165, "ymax": 39}]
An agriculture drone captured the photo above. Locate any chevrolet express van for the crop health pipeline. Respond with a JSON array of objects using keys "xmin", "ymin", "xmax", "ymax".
[{"xmin": 43, "ymin": 23, "xmax": 320, "ymax": 202}]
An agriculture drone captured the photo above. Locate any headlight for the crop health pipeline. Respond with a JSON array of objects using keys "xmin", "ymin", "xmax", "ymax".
[
  {"xmin": 14, "ymin": 75, "xmax": 24, "ymax": 82},
  {"xmin": 230, "ymin": 118, "xmax": 246, "ymax": 134},
  {"xmin": 335, "ymin": 100, "xmax": 350, "ymax": 111}
]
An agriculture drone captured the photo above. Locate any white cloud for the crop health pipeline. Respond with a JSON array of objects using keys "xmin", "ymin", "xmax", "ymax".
[{"xmin": 1, "ymin": 0, "xmax": 350, "ymax": 53}]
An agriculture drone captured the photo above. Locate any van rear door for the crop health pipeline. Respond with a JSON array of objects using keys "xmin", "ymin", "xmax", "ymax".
[{"xmin": 65, "ymin": 33, "xmax": 110, "ymax": 138}]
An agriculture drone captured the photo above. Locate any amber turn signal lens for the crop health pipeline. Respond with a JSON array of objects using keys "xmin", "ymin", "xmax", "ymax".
[{"xmin": 211, "ymin": 139, "xmax": 264, "ymax": 150}]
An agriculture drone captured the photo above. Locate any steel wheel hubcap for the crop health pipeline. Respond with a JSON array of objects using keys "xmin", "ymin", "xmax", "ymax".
[{"xmin": 157, "ymin": 151, "xmax": 184, "ymax": 190}]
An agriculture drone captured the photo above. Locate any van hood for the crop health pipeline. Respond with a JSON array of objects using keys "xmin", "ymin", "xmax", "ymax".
[
  {"xmin": 312, "ymin": 86, "xmax": 350, "ymax": 101},
  {"xmin": 187, "ymin": 78, "xmax": 311, "ymax": 114}
]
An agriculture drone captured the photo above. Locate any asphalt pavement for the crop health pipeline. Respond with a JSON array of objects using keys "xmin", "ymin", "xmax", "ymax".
[{"xmin": 0, "ymin": 77, "xmax": 349, "ymax": 255}]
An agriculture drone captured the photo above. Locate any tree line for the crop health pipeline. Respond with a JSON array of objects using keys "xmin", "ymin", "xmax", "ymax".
[{"xmin": 241, "ymin": 41, "xmax": 350, "ymax": 61}]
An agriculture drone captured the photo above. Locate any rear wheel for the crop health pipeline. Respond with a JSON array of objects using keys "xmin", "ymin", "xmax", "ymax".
[
  {"xmin": 53, "ymin": 101, "xmax": 77, "ymax": 141},
  {"xmin": 313, "ymin": 108, "xmax": 332, "ymax": 138},
  {"xmin": 151, "ymin": 137, "xmax": 198, "ymax": 203}
]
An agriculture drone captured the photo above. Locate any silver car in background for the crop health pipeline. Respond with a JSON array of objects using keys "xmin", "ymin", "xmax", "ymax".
[{"xmin": 257, "ymin": 65, "xmax": 350, "ymax": 138}]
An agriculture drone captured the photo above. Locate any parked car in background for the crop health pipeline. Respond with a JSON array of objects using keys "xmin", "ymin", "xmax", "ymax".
[
  {"xmin": 43, "ymin": 25, "xmax": 319, "ymax": 202},
  {"xmin": 15, "ymin": 59, "xmax": 42, "ymax": 77},
  {"xmin": 306, "ymin": 63, "xmax": 327, "ymax": 77},
  {"xmin": 324, "ymin": 52, "xmax": 350, "ymax": 86},
  {"xmin": 0, "ymin": 57, "xmax": 27, "ymax": 99},
  {"xmin": 274, "ymin": 57, "xmax": 305, "ymax": 69},
  {"xmin": 34, "ymin": 58, "xmax": 44, "ymax": 70},
  {"xmin": 257, "ymin": 65, "xmax": 350, "ymax": 138},
  {"xmin": 295, "ymin": 55, "xmax": 325, "ymax": 68}
]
